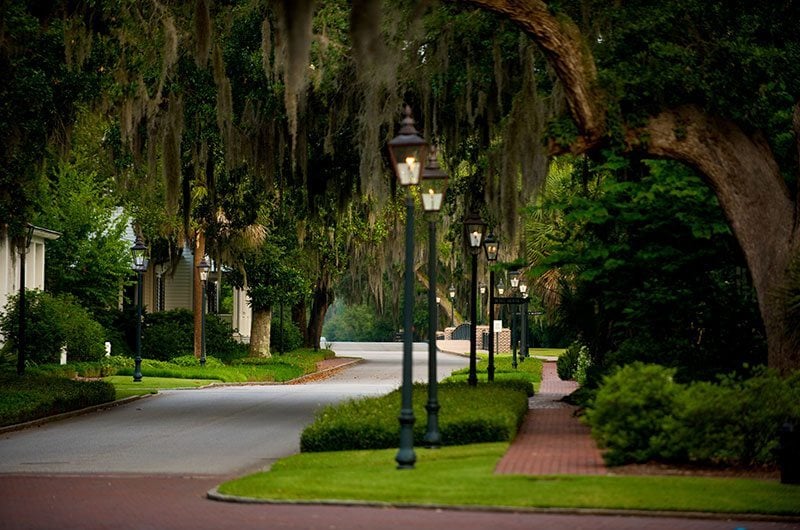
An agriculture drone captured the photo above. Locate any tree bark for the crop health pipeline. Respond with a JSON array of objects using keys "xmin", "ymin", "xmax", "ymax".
[
  {"xmin": 307, "ymin": 283, "xmax": 333, "ymax": 351},
  {"xmin": 464, "ymin": 0, "xmax": 604, "ymax": 144},
  {"xmin": 292, "ymin": 299, "xmax": 309, "ymax": 347},
  {"xmin": 463, "ymin": 0, "xmax": 800, "ymax": 372},
  {"xmin": 249, "ymin": 307, "xmax": 272, "ymax": 357},
  {"xmin": 193, "ymin": 230, "xmax": 206, "ymax": 359},
  {"xmin": 640, "ymin": 106, "xmax": 799, "ymax": 372}
]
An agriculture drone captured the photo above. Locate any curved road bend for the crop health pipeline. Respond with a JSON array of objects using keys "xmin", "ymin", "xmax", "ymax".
[{"xmin": 0, "ymin": 343, "xmax": 795, "ymax": 529}]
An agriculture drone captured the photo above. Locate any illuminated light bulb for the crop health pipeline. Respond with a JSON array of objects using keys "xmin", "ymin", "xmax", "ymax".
[
  {"xmin": 469, "ymin": 230, "xmax": 482, "ymax": 247},
  {"xmin": 422, "ymin": 188, "xmax": 443, "ymax": 211}
]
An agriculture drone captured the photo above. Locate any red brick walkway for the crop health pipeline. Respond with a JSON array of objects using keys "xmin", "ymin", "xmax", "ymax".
[{"xmin": 495, "ymin": 361, "xmax": 607, "ymax": 475}]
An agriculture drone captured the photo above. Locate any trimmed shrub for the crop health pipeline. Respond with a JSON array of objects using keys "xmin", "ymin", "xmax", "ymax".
[
  {"xmin": 0, "ymin": 291, "xmax": 105, "ymax": 363},
  {"xmin": 170, "ymin": 354, "xmax": 225, "ymax": 368},
  {"xmin": 584, "ymin": 362, "xmax": 681, "ymax": 465},
  {"xmin": 556, "ymin": 342, "xmax": 581, "ymax": 381},
  {"xmin": 93, "ymin": 307, "xmax": 136, "ymax": 358},
  {"xmin": 142, "ymin": 309, "xmax": 193, "ymax": 360},
  {"xmin": 270, "ymin": 316, "xmax": 302, "ymax": 353},
  {"xmin": 206, "ymin": 316, "xmax": 248, "ymax": 363},
  {"xmin": 0, "ymin": 373, "xmax": 115, "ymax": 427},
  {"xmin": 142, "ymin": 309, "xmax": 243, "ymax": 362},
  {"xmin": 662, "ymin": 369, "xmax": 800, "ymax": 466},
  {"xmin": 300, "ymin": 381, "xmax": 529, "ymax": 452},
  {"xmin": 585, "ymin": 363, "xmax": 800, "ymax": 467}
]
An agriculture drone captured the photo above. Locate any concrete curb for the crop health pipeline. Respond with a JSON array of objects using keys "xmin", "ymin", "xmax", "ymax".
[{"xmin": 205, "ymin": 487, "xmax": 800, "ymax": 523}]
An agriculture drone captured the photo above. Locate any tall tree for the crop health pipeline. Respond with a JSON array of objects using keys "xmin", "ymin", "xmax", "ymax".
[{"xmin": 465, "ymin": 0, "xmax": 800, "ymax": 373}]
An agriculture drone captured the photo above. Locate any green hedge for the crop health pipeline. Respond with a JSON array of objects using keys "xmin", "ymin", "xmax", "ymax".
[
  {"xmin": 300, "ymin": 381, "xmax": 530, "ymax": 452},
  {"xmin": 141, "ymin": 309, "xmax": 247, "ymax": 362},
  {"xmin": 0, "ymin": 372, "xmax": 115, "ymax": 427},
  {"xmin": 0, "ymin": 291, "xmax": 106, "ymax": 363},
  {"xmin": 585, "ymin": 362, "xmax": 800, "ymax": 466}
]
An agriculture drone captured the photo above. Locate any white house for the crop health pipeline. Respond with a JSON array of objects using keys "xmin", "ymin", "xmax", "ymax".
[
  {"xmin": 0, "ymin": 225, "xmax": 61, "ymax": 342},
  {"xmin": 123, "ymin": 218, "xmax": 252, "ymax": 343},
  {"xmin": 134, "ymin": 246, "xmax": 253, "ymax": 343}
]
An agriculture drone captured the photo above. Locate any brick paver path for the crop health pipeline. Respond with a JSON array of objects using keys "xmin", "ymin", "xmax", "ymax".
[{"xmin": 495, "ymin": 361, "xmax": 607, "ymax": 475}]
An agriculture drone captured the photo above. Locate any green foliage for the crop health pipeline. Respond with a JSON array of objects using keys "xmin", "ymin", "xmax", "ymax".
[
  {"xmin": 582, "ymin": 1, "xmax": 800, "ymax": 170},
  {"xmin": 205, "ymin": 315, "xmax": 249, "ymax": 363},
  {"xmin": 111, "ymin": 348, "xmax": 333, "ymax": 383},
  {"xmin": 445, "ymin": 354, "xmax": 541, "ymax": 395},
  {"xmin": 93, "ymin": 307, "xmax": 136, "ymax": 358},
  {"xmin": 0, "ymin": 4, "xmax": 102, "ymax": 232},
  {"xmin": 538, "ymin": 159, "xmax": 766, "ymax": 382},
  {"xmin": 585, "ymin": 363, "xmax": 800, "ymax": 466},
  {"xmin": 270, "ymin": 315, "xmax": 302, "ymax": 353},
  {"xmin": 661, "ymin": 369, "xmax": 800, "ymax": 466},
  {"xmin": 557, "ymin": 341, "xmax": 579, "ymax": 381},
  {"xmin": 300, "ymin": 382, "xmax": 529, "ymax": 452},
  {"xmin": 0, "ymin": 371, "xmax": 115, "ymax": 427},
  {"xmin": 169, "ymin": 355, "xmax": 225, "ymax": 368},
  {"xmin": 322, "ymin": 302, "xmax": 395, "ymax": 342},
  {"xmin": 34, "ymin": 160, "xmax": 131, "ymax": 317},
  {"xmin": 141, "ymin": 309, "xmax": 244, "ymax": 362},
  {"xmin": 0, "ymin": 291, "xmax": 106, "ymax": 363},
  {"xmin": 233, "ymin": 239, "xmax": 311, "ymax": 313},
  {"xmin": 585, "ymin": 363, "xmax": 681, "ymax": 466},
  {"xmin": 141, "ymin": 309, "xmax": 193, "ymax": 361}
]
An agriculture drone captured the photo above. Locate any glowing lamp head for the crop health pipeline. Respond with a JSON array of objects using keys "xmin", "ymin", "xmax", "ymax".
[
  {"xmin": 388, "ymin": 105, "xmax": 428, "ymax": 187},
  {"xmin": 421, "ymin": 145, "xmax": 448, "ymax": 212}
]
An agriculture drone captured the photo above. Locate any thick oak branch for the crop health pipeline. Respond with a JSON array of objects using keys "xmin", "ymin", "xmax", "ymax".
[{"xmin": 463, "ymin": 0, "xmax": 604, "ymax": 143}]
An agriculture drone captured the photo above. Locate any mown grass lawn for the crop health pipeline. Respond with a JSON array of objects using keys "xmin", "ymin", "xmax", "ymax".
[
  {"xmin": 107, "ymin": 376, "xmax": 220, "ymax": 399},
  {"xmin": 528, "ymin": 347, "xmax": 567, "ymax": 358},
  {"xmin": 217, "ymin": 443, "xmax": 800, "ymax": 516},
  {"xmin": 0, "ymin": 349, "xmax": 335, "ymax": 425}
]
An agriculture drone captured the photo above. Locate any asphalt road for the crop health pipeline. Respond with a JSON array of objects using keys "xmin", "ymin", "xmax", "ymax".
[
  {"xmin": 0, "ymin": 342, "xmax": 466, "ymax": 475},
  {"xmin": 0, "ymin": 343, "xmax": 796, "ymax": 530}
]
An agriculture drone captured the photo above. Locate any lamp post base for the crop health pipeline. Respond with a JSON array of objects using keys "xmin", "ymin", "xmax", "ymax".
[
  {"xmin": 423, "ymin": 401, "xmax": 441, "ymax": 448},
  {"xmin": 396, "ymin": 409, "xmax": 416, "ymax": 469}
]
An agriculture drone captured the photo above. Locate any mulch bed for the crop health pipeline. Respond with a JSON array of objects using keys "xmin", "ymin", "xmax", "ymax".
[{"xmin": 611, "ymin": 462, "xmax": 780, "ymax": 480}]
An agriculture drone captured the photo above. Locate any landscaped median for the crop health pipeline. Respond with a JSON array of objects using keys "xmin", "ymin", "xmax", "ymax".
[
  {"xmin": 213, "ymin": 443, "xmax": 800, "ymax": 516},
  {"xmin": 213, "ymin": 353, "xmax": 800, "ymax": 518}
]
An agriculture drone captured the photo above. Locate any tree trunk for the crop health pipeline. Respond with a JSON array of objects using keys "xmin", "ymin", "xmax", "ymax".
[
  {"xmin": 307, "ymin": 284, "xmax": 333, "ymax": 351},
  {"xmin": 461, "ymin": 2, "xmax": 800, "ymax": 372},
  {"xmin": 193, "ymin": 231, "xmax": 206, "ymax": 360},
  {"xmin": 642, "ymin": 106, "xmax": 799, "ymax": 373},
  {"xmin": 292, "ymin": 299, "xmax": 309, "ymax": 347},
  {"xmin": 249, "ymin": 307, "xmax": 272, "ymax": 357}
]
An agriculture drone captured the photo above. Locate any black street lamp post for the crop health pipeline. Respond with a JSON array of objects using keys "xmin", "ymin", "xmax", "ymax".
[
  {"xmin": 483, "ymin": 232, "xmax": 498, "ymax": 381},
  {"xmin": 198, "ymin": 256, "xmax": 211, "ymax": 366},
  {"xmin": 388, "ymin": 105, "xmax": 428, "ymax": 469},
  {"xmin": 519, "ymin": 282, "xmax": 528, "ymax": 361},
  {"xmin": 492, "ymin": 272, "xmax": 529, "ymax": 370},
  {"xmin": 463, "ymin": 211, "xmax": 486, "ymax": 387},
  {"xmin": 131, "ymin": 237, "xmax": 148, "ymax": 382},
  {"xmin": 479, "ymin": 283, "xmax": 486, "ymax": 325},
  {"xmin": 15, "ymin": 224, "xmax": 34, "ymax": 376},
  {"xmin": 509, "ymin": 270, "xmax": 520, "ymax": 367},
  {"xmin": 421, "ymin": 145, "xmax": 448, "ymax": 448},
  {"xmin": 448, "ymin": 284, "xmax": 455, "ymax": 327}
]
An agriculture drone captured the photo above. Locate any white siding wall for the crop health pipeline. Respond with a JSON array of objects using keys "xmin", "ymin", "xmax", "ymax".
[
  {"xmin": 164, "ymin": 251, "xmax": 194, "ymax": 310},
  {"xmin": 0, "ymin": 230, "xmax": 58, "ymax": 344}
]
